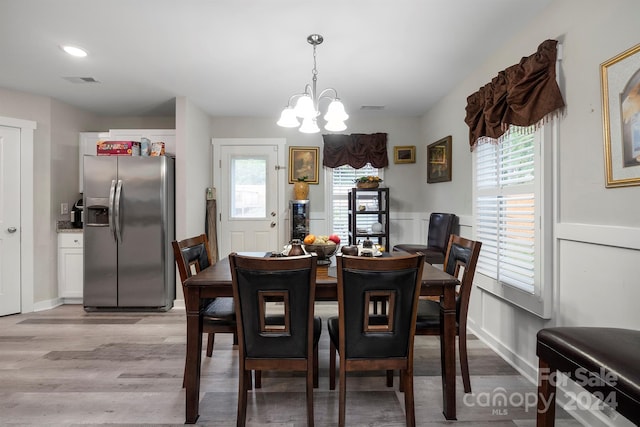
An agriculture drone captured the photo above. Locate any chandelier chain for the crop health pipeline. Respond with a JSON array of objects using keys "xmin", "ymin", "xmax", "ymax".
[{"xmin": 312, "ymin": 45, "xmax": 318, "ymax": 78}]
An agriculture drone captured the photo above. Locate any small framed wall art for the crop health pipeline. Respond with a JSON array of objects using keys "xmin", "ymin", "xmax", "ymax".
[
  {"xmin": 288, "ymin": 146, "xmax": 319, "ymax": 184},
  {"xmin": 427, "ymin": 136, "xmax": 452, "ymax": 183},
  {"xmin": 601, "ymin": 42, "xmax": 640, "ymax": 187},
  {"xmin": 393, "ymin": 145, "xmax": 416, "ymax": 164}
]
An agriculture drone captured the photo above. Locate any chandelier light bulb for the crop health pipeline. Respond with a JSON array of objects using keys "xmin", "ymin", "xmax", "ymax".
[
  {"xmin": 325, "ymin": 120, "xmax": 347, "ymax": 132},
  {"xmin": 293, "ymin": 95, "xmax": 316, "ymax": 119},
  {"xmin": 277, "ymin": 107, "xmax": 300, "ymax": 127},
  {"xmin": 299, "ymin": 117, "xmax": 320, "ymax": 134},
  {"xmin": 324, "ymin": 99, "xmax": 349, "ymax": 122}
]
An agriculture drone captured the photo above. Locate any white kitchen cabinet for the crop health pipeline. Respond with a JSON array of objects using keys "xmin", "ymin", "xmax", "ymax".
[{"xmin": 58, "ymin": 233, "xmax": 84, "ymax": 303}]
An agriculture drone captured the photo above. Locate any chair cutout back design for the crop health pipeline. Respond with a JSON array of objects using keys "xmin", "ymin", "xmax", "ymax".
[
  {"xmin": 172, "ymin": 234, "xmax": 237, "ymax": 387},
  {"xmin": 392, "ymin": 213, "xmax": 456, "ymax": 264},
  {"xmin": 328, "ymin": 253, "xmax": 425, "ymax": 427},
  {"xmin": 415, "ymin": 234, "xmax": 481, "ymax": 393},
  {"xmin": 229, "ymin": 253, "xmax": 318, "ymax": 427}
]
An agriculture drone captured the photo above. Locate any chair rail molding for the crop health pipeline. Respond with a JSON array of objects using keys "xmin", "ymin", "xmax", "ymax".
[{"xmin": 556, "ymin": 222, "xmax": 640, "ymax": 251}]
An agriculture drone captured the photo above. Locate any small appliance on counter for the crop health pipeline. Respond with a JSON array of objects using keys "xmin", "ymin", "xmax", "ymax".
[{"xmin": 71, "ymin": 198, "xmax": 83, "ymax": 228}]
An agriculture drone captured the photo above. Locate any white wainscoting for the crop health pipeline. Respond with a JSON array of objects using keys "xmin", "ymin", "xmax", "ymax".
[{"xmin": 469, "ymin": 221, "xmax": 640, "ymax": 427}]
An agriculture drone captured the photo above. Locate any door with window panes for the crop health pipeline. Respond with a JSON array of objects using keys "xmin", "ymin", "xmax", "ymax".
[{"xmin": 219, "ymin": 145, "xmax": 279, "ymax": 256}]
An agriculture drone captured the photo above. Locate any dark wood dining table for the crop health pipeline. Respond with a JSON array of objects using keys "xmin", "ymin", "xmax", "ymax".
[{"xmin": 183, "ymin": 253, "xmax": 460, "ymax": 424}]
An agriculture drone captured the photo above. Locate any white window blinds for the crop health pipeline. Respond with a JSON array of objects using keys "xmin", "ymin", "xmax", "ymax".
[
  {"xmin": 331, "ymin": 164, "xmax": 380, "ymax": 243},
  {"xmin": 475, "ymin": 131, "xmax": 536, "ymax": 293}
]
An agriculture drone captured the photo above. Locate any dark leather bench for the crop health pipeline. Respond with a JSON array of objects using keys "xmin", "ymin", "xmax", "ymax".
[{"xmin": 536, "ymin": 327, "xmax": 640, "ymax": 426}]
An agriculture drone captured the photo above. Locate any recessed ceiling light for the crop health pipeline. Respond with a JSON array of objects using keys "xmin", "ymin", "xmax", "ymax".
[{"xmin": 61, "ymin": 45, "xmax": 88, "ymax": 57}]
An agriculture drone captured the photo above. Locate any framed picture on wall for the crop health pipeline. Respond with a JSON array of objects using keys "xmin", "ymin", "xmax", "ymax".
[
  {"xmin": 394, "ymin": 145, "xmax": 416, "ymax": 164},
  {"xmin": 427, "ymin": 136, "xmax": 452, "ymax": 183},
  {"xmin": 288, "ymin": 146, "xmax": 319, "ymax": 184},
  {"xmin": 601, "ymin": 42, "xmax": 640, "ymax": 187}
]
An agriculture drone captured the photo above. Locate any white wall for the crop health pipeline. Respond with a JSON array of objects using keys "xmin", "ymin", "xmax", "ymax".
[
  {"xmin": 175, "ymin": 97, "xmax": 211, "ymax": 240},
  {"xmin": 174, "ymin": 97, "xmax": 213, "ymax": 302},
  {"xmin": 420, "ymin": 0, "xmax": 640, "ymax": 424}
]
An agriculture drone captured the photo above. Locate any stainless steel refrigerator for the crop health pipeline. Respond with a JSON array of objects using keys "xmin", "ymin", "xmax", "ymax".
[{"xmin": 83, "ymin": 155, "xmax": 175, "ymax": 311}]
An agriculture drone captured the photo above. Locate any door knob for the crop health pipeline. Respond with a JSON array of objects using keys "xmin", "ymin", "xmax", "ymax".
[
  {"xmin": 270, "ymin": 222, "xmax": 276, "ymax": 228},
  {"xmin": 7, "ymin": 227, "xmax": 17, "ymax": 233}
]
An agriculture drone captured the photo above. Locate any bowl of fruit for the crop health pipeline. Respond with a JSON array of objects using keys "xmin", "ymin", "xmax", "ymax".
[{"xmin": 303, "ymin": 233, "xmax": 340, "ymax": 265}]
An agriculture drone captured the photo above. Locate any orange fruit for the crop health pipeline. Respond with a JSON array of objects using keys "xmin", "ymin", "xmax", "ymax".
[{"xmin": 303, "ymin": 234, "xmax": 316, "ymax": 244}]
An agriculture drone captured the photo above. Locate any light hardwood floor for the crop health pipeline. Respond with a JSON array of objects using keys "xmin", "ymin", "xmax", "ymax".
[{"xmin": 0, "ymin": 304, "xmax": 582, "ymax": 426}]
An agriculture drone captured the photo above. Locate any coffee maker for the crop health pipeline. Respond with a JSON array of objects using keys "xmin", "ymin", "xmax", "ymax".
[{"xmin": 71, "ymin": 198, "xmax": 83, "ymax": 228}]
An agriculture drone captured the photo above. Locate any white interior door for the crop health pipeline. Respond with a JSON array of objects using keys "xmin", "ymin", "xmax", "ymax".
[
  {"xmin": 0, "ymin": 126, "xmax": 22, "ymax": 316},
  {"xmin": 215, "ymin": 140, "xmax": 284, "ymax": 258}
]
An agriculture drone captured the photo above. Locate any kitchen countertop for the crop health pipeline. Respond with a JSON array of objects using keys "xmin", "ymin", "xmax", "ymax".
[{"xmin": 57, "ymin": 221, "xmax": 83, "ymax": 233}]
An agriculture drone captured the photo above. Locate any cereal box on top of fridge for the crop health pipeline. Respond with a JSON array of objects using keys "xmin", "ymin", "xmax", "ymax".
[{"xmin": 97, "ymin": 141, "xmax": 141, "ymax": 156}]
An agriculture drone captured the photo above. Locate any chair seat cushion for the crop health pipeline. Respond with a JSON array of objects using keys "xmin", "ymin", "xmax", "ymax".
[
  {"xmin": 415, "ymin": 297, "xmax": 463, "ymax": 330},
  {"xmin": 415, "ymin": 299, "xmax": 440, "ymax": 330},
  {"xmin": 537, "ymin": 327, "xmax": 640, "ymax": 421},
  {"xmin": 327, "ymin": 316, "xmax": 338, "ymax": 347},
  {"xmin": 392, "ymin": 245, "xmax": 445, "ymax": 264},
  {"xmin": 203, "ymin": 297, "xmax": 235, "ymax": 326}
]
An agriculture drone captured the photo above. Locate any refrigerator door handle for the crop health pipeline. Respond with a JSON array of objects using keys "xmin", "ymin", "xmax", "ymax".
[
  {"xmin": 114, "ymin": 179, "xmax": 123, "ymax": 243},
  {"xmin": 108, "ymin": 179, "xmax": 117, "ymax": 238}
]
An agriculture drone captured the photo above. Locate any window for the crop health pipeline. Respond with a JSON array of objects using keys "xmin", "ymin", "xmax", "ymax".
[
  {"xmin": 473, "ymin": 125, "xmax": 553, "ymax": 319},
  {"xmin": 328, "ymin": 164, "xmax": 381, "ymax": 243},
  {"xmin": 230, "ymin": 157, "xmax": 267, "ymax": 218}
]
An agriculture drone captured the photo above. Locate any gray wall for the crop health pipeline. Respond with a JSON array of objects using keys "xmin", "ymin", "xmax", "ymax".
[
  {"xmin": 210, "ymin": 115, "xmax": 426, "ymax": 215},
  {"xmin": 419, "ymin": 0, "xmax": 640, "ymax": 424},
  {"xmin": 0, "ymin": 86, "xmax": 174, "ymax": 304}
]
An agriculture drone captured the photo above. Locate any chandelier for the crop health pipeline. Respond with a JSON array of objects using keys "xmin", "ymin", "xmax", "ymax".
[{"xmin": 277, "ymin": 34, "xmax": 349, "ymax": 133}]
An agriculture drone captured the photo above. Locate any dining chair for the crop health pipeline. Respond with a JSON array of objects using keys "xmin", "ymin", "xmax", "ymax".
[
  {"xmin": 328, "ymin": 253, "xmax": 425, "ymax": 427},
  {"xmin": 414, "ymin": 234, "xmax": 481, "ymax": 393},
  {"xmin": 229, "ymin": 252, "xmax": 319, "ymax": 427},
  {"xmin": 393, "ymin": 212, "xmax": 456, "ymax": 264},
  {"xmin": 172, "ymin": 234, "xmax": 237, "ymax": 387}
]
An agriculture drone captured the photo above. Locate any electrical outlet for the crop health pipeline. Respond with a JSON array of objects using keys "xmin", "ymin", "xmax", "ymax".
[{"xmin": 61, "ymin": 203, "xmax": 69, "ymax": 215}]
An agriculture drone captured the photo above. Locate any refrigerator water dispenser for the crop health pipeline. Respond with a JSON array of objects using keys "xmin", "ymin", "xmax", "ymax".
[{"xmin": 85, "ymin": 197, "xmax": 109, "ymax": 226}]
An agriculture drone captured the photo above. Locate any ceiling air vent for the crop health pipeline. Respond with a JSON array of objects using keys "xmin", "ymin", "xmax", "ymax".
[
  {"xmin": 360, "ymin": 105, "xmax": 385, "ymax": 111},
  {"xmin": 63, "ymin": 77, "xmax": 101, "ymax": 84}
]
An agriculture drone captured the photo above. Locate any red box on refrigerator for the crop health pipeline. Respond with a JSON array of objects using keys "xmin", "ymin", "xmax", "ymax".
[{"xmin": 97, "ymin": 140, "xmax": 141, "ymax": 156}]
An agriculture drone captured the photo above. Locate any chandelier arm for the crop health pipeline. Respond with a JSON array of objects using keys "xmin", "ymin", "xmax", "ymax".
[
  {"xmin": 285, "ymin": 84, "xmax": 314, "ymax": 108},
  {"xmin": 317, "ymin": 88, "xmax": 339, "ymax": 102}
]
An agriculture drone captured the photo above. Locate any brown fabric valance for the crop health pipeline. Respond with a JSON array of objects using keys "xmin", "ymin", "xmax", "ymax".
[
  {"xmin": 464, "ymin": 39, "xmax": 565, "ymax": 149},
  {"xmin": 322, "ymin": 133, "xmax": 388, "ymax": 169}
]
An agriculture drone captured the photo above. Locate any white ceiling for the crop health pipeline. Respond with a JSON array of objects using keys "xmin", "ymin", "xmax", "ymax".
[{"xmin": 0, "ymin": 0, "xmax": 552, "ymax": 119}]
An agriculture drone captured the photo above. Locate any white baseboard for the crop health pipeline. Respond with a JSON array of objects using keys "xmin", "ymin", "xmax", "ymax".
[
  {"xmin": 468, "ymin": 322, "xmax": 634, "ymax": 426},
  {"xmin": 32, "ymin": 298, "xmax": 63, "ymax": 312}
]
